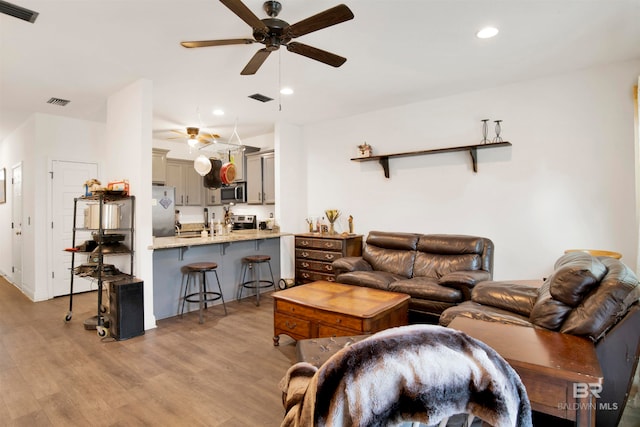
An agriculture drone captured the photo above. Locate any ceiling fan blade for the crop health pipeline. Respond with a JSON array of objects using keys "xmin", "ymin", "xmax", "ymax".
[
  {"xmin": 241, "ymin": 49, "xmax": 271, "ymax": 75},
  {"xmin": 199, "ymin": 132, "xmax": 221, "ymax": 140},
  {"xmin": 287, "ymin": 4, "xmax": 354, "ymax": 38},
  {"xmin": 286, "ymin": 42, "xmax": 346, "ymax": 67},
  {"xmin": 220, "ymin": 0, "xmax": 269, "ymax": 33},
  {"xmin": 181, "ymin": 39, "xmax": 254, "ymax": 48}
]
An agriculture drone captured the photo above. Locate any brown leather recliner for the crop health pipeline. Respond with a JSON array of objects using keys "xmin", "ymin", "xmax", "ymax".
[
  {"xmin": 440, "ymin": 252, "xmax": 640, "ymax": 427},
  {"xmin": 332, "ymin": 231, "xmax": 494, "ymax": 322}
]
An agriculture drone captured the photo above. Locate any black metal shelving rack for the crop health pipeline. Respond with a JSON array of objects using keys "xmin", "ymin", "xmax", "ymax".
[{"xmin": 64, "ymin": 193, "xmax": 135, "ymax": 337}]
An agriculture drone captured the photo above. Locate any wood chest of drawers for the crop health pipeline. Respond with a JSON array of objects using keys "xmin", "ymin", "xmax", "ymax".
[{"xmin": 294, "ymin": 233, "xmax": 363, "ymax": 285}]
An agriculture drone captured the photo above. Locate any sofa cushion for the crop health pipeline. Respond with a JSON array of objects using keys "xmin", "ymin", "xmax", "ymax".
[
  {"xmin": 336, "ymin": 271, "xmax": 405, "ymax": 290},
  {"xmin": 390, "ymin": 277, "xmax": 463, "ymax": 303},
  {"xmin": 472, "ymin": 281, "xmax": 539, "ymax": 317},
  {"xmin": 366, "ymin": 231, "xmax": 420, "ymax": 251},
  {"xmin": 529, "ymin": 281, "xmax": 573, "ymax": 330},
  {"xmin": 417, "ymin": 234, "xmax": 485, "ymax": 255},
  {"xmin": 413, "ymin": 253, "xmax": 481, "ymax": 279},
  {"xmin": 363, "ymin": 244, "xmax": 416, "ymax": 278},
  {"xmin": 548, "ymin": 252, "xmax": 607, "ymax": 307},
  {"xmin": 561, "ymin": 257, "xmax": 640, "ymax": 340},
  {"xmin": 439, "ymin": 301, "xmax": 533, "ymax": 328}
]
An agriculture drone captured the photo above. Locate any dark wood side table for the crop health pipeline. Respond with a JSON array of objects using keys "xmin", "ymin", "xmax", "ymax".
[{"xmin": 449, "ymin": 317, "xmax": 603, "ymax": 427}]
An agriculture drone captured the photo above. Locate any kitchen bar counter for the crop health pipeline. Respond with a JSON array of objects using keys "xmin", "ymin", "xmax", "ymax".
[
  {"xmin": 150, "ymin": 230, "xmax": 290, "ymax": 250},
  {"xmin": 151, "ymin": 230, "xmax": 290, "ymax": 320}
]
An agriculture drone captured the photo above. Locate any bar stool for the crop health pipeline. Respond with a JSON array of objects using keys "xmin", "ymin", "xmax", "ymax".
[
  {"xmin": 237, "ymin": 255, "xmax": 275, "ymax": 306},
  {"xmin": 180, "ymin": 262, "xmax": 227, "ymax": 323}
]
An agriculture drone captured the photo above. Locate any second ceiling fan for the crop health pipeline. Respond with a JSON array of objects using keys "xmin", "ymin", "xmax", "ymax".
[{"xmin": 181, "ymin": 0, "xmax": 354, "ymax": 75}]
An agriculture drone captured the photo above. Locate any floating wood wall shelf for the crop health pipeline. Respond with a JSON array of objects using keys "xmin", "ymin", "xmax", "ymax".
[{"xmin": 350, "ymin": 141, "xmax": 512, "ymax": 178}]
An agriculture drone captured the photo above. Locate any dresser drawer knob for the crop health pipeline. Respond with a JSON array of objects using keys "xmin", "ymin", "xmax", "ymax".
[
  {"xmin": 324, "ymin": 254, "xmax": 335, "ymax": 260},
  {"xmin": 302, "ymin": 262, "xmax": 310, "ymax": 268},
  {"xmin": 325, "ymin": 242, "xmax": 333, "ymax": 248},
  {"xmin": 300, "ymin": 240, "xmax": 309, "ymax": 246},
  {"xmin": 285, "ymin": 321, "xmax": 297, "ymax": 329},
  {"xmin": 328, "ymin": 277, "xmax": 336, "ymax": 282},
  {"xmin": 301, "ymin": 251, "xmax": 309, "ymax": 257},
  {"xmin": 302, "ymin": 273, "xmax": 310, "ymax": 278},
  {"xmin": 324, "ymin": 265, "xmax": 333, "ymax": 271}
]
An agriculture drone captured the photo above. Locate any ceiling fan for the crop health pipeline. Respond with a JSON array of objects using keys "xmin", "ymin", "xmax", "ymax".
[
  {"xmin": 168, "ymin": 127, "xmax": 220, "ymax": 148},
  {"xmin": 181, "ymin": 0, "xmax": 354, "ymax": 75}
]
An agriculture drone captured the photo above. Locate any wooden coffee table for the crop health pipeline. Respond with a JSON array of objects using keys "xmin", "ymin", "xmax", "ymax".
[
  {"xmin": 272, "ymin": 281, "xmax": 409, "ymax": 346},
  {"xmin": 449, "ymin": 317, "xmax": 603, "ymax": 427}
]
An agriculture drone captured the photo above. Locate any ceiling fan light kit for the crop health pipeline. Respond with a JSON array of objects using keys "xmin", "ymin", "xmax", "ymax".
[{"xmin": 181, "ymin": 0, "xmax": 354, "ymax": 75}]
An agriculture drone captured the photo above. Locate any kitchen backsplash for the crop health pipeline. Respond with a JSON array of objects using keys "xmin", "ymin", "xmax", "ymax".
[{"xmin": 177, "ymin": 204, "xmax": 275, "ymax": 226}]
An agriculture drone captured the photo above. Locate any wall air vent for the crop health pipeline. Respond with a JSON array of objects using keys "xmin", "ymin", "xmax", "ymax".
[
  {"xmin": 248, "ymin": 93, "xmax": 273, "ymax": 103},
  {"xmin": 0, "ymin": 0, "xmax": 39, "ymax": 23},
  {"xmin": 46, "ymin": 97, "xmax": 70, "ymax": 106}
]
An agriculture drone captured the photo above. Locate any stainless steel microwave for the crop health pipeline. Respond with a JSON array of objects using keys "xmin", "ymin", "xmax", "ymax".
[{"xmin": 220, "ymin": 182, "xmax": 246, "ymax": 204}]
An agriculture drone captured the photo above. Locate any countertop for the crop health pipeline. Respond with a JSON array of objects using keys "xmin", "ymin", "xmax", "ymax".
[{"xmin": 150, "ymin": 230, "xmax": 291, "ymax": 250}]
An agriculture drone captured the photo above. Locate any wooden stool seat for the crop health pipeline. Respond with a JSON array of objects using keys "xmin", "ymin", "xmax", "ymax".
[
  {"xmin": 184, "ymin": 262, "xmax": 218, "ymax": 271},
  {"xmin": 242, "ymin": 255, "xmax": 271, "ymax": 263}
]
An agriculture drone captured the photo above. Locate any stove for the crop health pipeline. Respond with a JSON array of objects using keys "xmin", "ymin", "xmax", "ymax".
[{"xmin": 232, "ymin": 214, "xmax": 257, "ymax": 230}]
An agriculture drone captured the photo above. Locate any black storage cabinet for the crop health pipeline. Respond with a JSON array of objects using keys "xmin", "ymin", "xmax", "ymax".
[{"xmin": 109, "ymin": 278, "xmax": 145, "ymax": 340}]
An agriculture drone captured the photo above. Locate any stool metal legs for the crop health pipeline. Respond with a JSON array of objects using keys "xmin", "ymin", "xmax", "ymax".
[
  {"xmin": 237, "ymin": 261, "xmax": 275, "ymax": 306},
  {"xmin": 180, "ymin": 269, "xmax": 227, "ymax": 323}
]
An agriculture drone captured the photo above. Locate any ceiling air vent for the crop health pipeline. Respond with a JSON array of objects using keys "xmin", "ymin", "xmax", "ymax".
[
  {"xmin": 0, "ymin": 0, "xmax": 39, "ymax": 23},
  {"xmin": 248, "ymin": 93, "xmax": 273, "ymax": 103},
  {"xmin": 46, "ymin": 97, "xmax": 70, "ymax": 106}
]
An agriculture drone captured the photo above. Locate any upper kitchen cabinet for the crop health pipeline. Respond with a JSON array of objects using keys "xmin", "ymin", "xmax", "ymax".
[
  {"xmin": 205, "ymin": 187, "xmax": 222, "ymax": 206},
  {"xmin": 224, "ymin": 146, "xmax": 259, "ymax": 182},
  {"xmin": 166, "ymin": 159, "xmax": 203, "ymax": 206},
  {"xmin": 246, "ymin": 150, "xmax": 275, "ymax": 205},
  {"xmin": 152, "ymin": 149, "xmax": 169, "ymax": 184}
]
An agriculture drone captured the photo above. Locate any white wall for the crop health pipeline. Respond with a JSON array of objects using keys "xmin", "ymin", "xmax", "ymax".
[
  {"xmin": 275, "ymin": 122, "xmax": 306, "ymax": 278},
  {"xmin": 0, "ymin": 113, "xmax": 105, "ymax": 300},
  {"xmin": 105, "ymin": 79, "xmax": 156, "ymax": 330},
  {"xmin": 303, "ymin": 60, "xmax": 640, "ymax": 280}
]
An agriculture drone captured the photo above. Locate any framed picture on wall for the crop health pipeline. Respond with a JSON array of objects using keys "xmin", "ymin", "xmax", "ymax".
[{"xmin": 0, "ymin": 168, "xmax": 5, "ymax": 204}]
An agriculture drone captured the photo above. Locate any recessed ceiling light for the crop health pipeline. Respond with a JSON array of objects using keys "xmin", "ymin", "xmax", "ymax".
[
  {"xmin": 280, "ymin": 87, "xmax": 294, "ymax": 95},
  {"xmin": 476, "ymin": 27, "xmax": 499, "ymax": 39},
  {"xmin": 212, "ymin": 109, "xmax": 224, "ymax": 116}
]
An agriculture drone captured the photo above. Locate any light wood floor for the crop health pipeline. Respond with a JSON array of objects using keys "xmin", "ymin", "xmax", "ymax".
[
  {"xmin": 0, "ymin": 276, "xmax": 297, "ymax": 426},
  {"xmin": 0, "ymin": 276, "xmax": 638, "ymax": 426}
]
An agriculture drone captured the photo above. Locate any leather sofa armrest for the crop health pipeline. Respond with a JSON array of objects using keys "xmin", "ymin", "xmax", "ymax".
[
  {"xmin": 332, "ymin": 257, "xmax": 373, "ymax": 276},
  {"xmin": 471, "ymin": 281, "xmax": 541, "ymax": 317},
  {"xmin": 438, "ymin": 270, "xmax": 492, "ymax": 300}
]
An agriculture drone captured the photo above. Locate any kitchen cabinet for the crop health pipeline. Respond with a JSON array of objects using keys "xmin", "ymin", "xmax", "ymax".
[
  {"xmin": 152, "ymin": 149, "xmax": 169, "ymax": 184},
  {"xmin": 294, "ymin": 233, "xmax": 363, "ymax": 285},
  {"xmin": 205, "ymin": 187, "xmax": 222, "ymax": 206},
  {"xmin": 166, "ymin": 159, "xmax": 203, "ymax": 206},
  {"xmin": 246, "ymin": 150, "xmax": 275, "ymax": 205}
]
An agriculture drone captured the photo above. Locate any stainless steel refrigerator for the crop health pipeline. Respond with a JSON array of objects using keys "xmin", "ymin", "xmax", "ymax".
[{"xmin": 152, "ymin": 185, "xmax": 176, "ymax": 237}]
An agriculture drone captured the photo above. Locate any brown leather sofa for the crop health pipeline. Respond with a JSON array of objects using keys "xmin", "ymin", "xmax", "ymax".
[
  {"xmin": 440, "ymin": 252, "xmax": 640, "ymax": 427},
  {"xmin": 332, "ymin": 231, "xmax": 494, "ymax": 322}
]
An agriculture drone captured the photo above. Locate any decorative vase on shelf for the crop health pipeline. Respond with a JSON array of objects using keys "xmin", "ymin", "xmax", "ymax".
[{"xmin": 325, "ymin": 209, "xmax": 340, "ymax": 235}]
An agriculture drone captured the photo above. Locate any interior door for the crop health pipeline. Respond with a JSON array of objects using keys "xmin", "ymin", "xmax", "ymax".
[
  {"xmin": 51, "ymin": 160, "xmax": 98, "ymax": 297},
  {"xmin": 11, "ymin": 163, "xmax": 22, "ymax": 289}
]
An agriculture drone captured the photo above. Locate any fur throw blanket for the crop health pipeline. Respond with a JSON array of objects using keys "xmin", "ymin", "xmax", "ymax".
[{"xmin": 279, "ymin": 325, "xmax": 532, "ymax": 427}]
